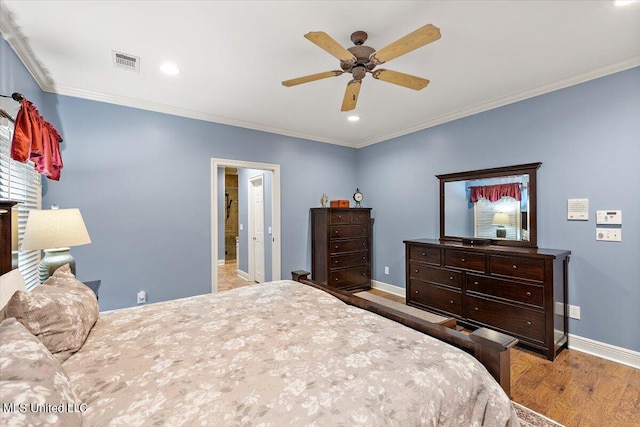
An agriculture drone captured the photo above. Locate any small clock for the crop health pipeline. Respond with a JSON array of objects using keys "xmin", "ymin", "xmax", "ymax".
[{"xmin": 353, "ymin": 188, "xmax": 363, "ymax": 207}]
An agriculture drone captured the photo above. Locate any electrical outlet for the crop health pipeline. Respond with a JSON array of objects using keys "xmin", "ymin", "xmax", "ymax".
[
  {"xmin": 596, "ymin": 228, "xmax": 622, "ymax": 242},
  {"xmin": 137, "ymin": 290, "xmax": 146, "ymax": 304},
  {"xmin": 568, "ymin": 304, "xmax": 580, "ymax": 320},
  {"xmin": 384, "ymin": 266, "xmax": 390, "ymax": 275}
]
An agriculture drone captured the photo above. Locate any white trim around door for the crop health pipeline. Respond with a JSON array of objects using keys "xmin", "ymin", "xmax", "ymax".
[{"xmin": 210, "ymin": 158, "xmax": 281, "ymax": 293}]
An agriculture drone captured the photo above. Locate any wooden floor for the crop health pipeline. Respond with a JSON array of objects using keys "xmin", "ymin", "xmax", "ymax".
[
  {"xmin": 218, "ymin": 273, "xmax": 639, "ymax": 427},
  {"xmin": 367, "ymin": 289, "xmax": 640, "ymax": 427},
  {"xmin": 218, "ymin": 261, "xmax": 255, "ymax": 291}
]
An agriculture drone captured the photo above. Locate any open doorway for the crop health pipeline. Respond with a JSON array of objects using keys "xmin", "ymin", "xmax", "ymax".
[{"xmin": 210, "ymin": 158, "xmax": 281, "ymax": 293}]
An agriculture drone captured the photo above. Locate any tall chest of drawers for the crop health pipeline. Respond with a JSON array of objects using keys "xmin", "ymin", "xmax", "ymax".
[
  {"xmin": 404, "ymin": 239, "xmax": 570, "ymax": 360},
  {"xmin": 311, "ymin": 208, "xmax": 372, "ymax": 291}
]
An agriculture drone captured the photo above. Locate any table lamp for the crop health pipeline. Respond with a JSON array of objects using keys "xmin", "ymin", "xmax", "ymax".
[
  {"xmin": 492, "ymin": 213, "xmax": 510, "ymax": 238},
  {"xmin": 21, "ymin": 208, "xmax": 91, "ymax": 282}
]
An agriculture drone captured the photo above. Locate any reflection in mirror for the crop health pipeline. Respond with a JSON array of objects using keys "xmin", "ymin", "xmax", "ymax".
[
  {"xmin": 444, "ymin": 175, "xmax": 529, "ymax": 241},
  {"xmin": 438, "ymin": 163, "xmax": 541, "ymax": 248}
]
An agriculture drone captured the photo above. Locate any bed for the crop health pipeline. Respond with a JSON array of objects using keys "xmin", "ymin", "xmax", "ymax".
[{"xmin": 0, "ymin": 265, "xmax": 520, "ymax": 426}]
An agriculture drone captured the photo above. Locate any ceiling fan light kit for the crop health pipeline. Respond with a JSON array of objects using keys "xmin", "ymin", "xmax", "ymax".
[{"xmin": 282, "ymin": 24, "xmax": 441, "ymax": 111}]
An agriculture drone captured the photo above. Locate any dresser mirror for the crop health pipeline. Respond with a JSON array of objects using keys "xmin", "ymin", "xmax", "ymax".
[{"xmin": 437, "ymin": 162, "xmax": 541, "ymax": 248}]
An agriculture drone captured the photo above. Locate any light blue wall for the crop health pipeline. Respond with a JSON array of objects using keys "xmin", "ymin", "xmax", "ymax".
[{"xmin": 358, "ymin": 67, "xmax": 640, "ymax": 352}]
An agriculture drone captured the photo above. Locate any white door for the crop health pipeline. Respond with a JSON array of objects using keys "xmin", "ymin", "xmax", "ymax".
[{"xmin": 249, "ymin": 174, "xmax": 265, "ymax": 283}]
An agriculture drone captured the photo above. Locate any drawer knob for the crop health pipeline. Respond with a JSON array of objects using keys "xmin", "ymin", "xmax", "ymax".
[
  {"xmin": 362, "ymin": 242, "xmax": 366, "ymax": 246},
  {"xmin": 334, "ymin": 260, "xmax": 338, "ymax": 264},
  {"xmin": 474, "ymin": 307, "xmax": 479, "ymax": 311},
  {"xmin": 474, "ymin": 281, "xmax": 479, "ymax": 285},
  {"xmin": 449, "ymin": 300, "xmax": 454, "ymax": 304},
  {"xmin": 526, "ymin": 291, "xmax": 531, "ymax": 296},
  {"xmin": 422, "ymin": 252, "xmax": 426, "ymax": 256},
  {"xmin": 362, "ymin": 273, "xmax": 366, "ymax": 276},
  {"xmin": 513, "ymin": 265, "xmax": 518, "ymax": 269},
  {"xmin": 415, "ymin": 269, "xmax": 419, "ymax": 273},
  {"xmin": 415, "ymin": 290, "xmax": 419, "ymax": 294},
  {"xmin": 335, "ymin": 230, "xmax": 339, "ymax": 234},
  {"xmin": 362, "ymin": 256, "xmax": 366, "ymax": 260},
  {"xmin": 338, "ymin": 215, "xmax": 342, "ymax": 219},
  {"xmin": 335, "ymin": 246, "xmax": 339, "ymax": 249},
  {"xmin": 527, "ymin": 321, "xmax": 532, "ymax": 326},
  {"xmin": 335, "ymin": 278, "xmax": 339, "ymax": 281},
  {"xmin": 461, "ymin": 258, "xmax": 466, "ymax": 262}
]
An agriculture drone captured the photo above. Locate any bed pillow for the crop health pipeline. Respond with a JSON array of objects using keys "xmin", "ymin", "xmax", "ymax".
[
  {"xmin": 4, "ymin": 267, "xmax": 98, "ymax": 362},
  {"xmin": 0, "ymin": 318, "xmax": 83, "ymax": 427},
  {"xmin": 0, "ymin": 268, "xmax": 27, "ymax": 321}
]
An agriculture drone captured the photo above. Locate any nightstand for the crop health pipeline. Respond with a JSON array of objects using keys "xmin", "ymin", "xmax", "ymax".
[{"xmin": 82, "ymin": 280, "xmax": 101, "ymax": 299}]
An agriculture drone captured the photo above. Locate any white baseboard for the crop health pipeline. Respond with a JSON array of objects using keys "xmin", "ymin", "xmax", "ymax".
[
  {"xmin": 371, "ymin": 280, "xmax": 405, "ymax": 298},
  {"xmin": 218, "ymin": 259, "xmax": 225, "ymax": 266},
  {"xmin": 237, "ymin": 270, "xmax": 250, "ymax": 281},
  {"xmin": 569, "ymin": 334, "xmax": 640, "ymax": 369},
  {"xmin": 370, "ymin": 280, "xmax": 639, "ymax": 369}
]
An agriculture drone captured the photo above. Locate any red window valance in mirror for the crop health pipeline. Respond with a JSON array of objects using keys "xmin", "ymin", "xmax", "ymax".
[{"xmin": 470, "ymin": 183, "xmax": 521, "ymax": 203}]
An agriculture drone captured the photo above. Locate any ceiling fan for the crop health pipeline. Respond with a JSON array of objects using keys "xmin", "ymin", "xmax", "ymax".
[{"xmin": 282, "ymin": 24, "xmax": 441, "ymax": 112}]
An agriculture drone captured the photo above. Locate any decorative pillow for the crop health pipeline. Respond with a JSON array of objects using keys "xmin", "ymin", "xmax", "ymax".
[
  {"xmin": 0, "ymin": 268, "xmax": 27, "ymax": 321},
  {"xmin": 4, "ymin": 266, "xmax": 98, "ymax": 362},
  {"xmin": 0, "ymin": 318, "xmax": 83, "ymax": 427}
]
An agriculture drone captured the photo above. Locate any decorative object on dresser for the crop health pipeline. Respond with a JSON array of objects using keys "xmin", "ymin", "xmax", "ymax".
[
  {"xmin": 310, "ymin": 207, "xmax": 372, "ymax": 291},
  {"xmin": 404, "ymin": 239, "xmax": 570, "ymax": 361},
  {"xmin": 21, "ymin": 208, "xmax": 91, "ymax": 282},
  {"xmin": 0, "ymin": 200, "xmax": 18, "ymax": 275}
]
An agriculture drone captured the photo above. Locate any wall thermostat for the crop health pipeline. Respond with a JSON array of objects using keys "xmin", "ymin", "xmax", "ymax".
[{"xmin": 596, "ymin": 210, "xmax": 622, "ymax": 225}]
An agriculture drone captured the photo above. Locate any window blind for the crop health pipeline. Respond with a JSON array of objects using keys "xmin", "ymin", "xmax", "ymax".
[{"xmin": 0, "ymin": 123, "xmax": 42, "ymax": 290}]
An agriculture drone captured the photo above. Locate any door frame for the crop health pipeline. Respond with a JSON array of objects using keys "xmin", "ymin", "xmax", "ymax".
[
  {"xmin": 210, "ymin": 158, "xmax": 281, "ymax": 293},
  {"xmin": 248, "ymin": 173, "xmax": 265, "ymax": 283}
]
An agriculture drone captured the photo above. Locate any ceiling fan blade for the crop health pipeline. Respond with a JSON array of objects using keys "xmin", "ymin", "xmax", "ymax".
[
  {"xmin": 282, "ymin": 70, "xmax": 344, "ymax": 87},
  {"xmin": 370, "ymin": 24, "xmax": 441, "ymax": 64},
  {"xmin": 304, "ymin": 32, "xmax": 356, "ymax": 64},
  {"xmin": 341, "ymin": 79, "xmax": 361, "ymax": 112},
  {"xmin": 372, "ymin": 69, "xmax": 430, "ymax": 90}
]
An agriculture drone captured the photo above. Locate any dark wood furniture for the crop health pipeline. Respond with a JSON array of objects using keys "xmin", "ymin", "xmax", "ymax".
[
  {"xmin": 310, "ymin": 208, "xmax": 372, "ymax": 291},
  {"xmin": 292, "ymin": 270, "xmax": 518, "ymax": 397},
  {"xmin": 404, "ymin": 239, "xmax": 570, "ymax": 360},
  {"xmin": 0, "ymin": 200, "xmax": 17, "ymax": 275},
  {"xmin": 438, "ymin": 162, "xmax": 541, "ymax": 248}
]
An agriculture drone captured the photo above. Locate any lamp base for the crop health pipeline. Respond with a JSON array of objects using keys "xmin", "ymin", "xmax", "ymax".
[
  {"xmin": 496, "ymin": 227, "xmax": 507, "ymax": 238},
  {"xmin": 39, "ymin": 248, "xmax": 76, "ymax": 282}
]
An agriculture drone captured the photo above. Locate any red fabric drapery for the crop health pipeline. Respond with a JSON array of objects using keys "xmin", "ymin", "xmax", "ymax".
[
  {"xmin": 470, "ymin": 183, "xmax": 521, "ymax": 203},
  {"xmin": 10, "ymin": 98, "xmax": 63, "ymax": 181}
]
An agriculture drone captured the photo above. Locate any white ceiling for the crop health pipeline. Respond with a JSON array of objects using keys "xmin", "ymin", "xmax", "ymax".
[{"xmin": 1, "ymin": 1, "xmax": 639, "ymax": 148}]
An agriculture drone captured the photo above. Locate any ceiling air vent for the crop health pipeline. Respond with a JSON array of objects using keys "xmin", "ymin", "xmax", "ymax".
[{"xmin": 112, "ymin": 51, "xmax": 140, "ymax": 72}]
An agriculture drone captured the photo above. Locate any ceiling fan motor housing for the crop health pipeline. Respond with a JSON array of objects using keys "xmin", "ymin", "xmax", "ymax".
[{"xmin": 341, "ymin": 32, "xmax": 377, "ymax": 79}]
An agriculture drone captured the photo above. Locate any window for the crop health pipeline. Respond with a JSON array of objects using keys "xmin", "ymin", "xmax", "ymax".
[
  {"xmin": 0, "ymin": 122, "xmax": 42, "ymax": 289},
  {"xmin": 474, "ymin": 198, "xmax": 521, "ymax": 240}
]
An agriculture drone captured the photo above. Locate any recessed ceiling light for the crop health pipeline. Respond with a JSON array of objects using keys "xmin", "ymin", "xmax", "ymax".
[
  {"xmin": 614, "ymin": 0, "xmax": 637, "ymax": 6},
  {"xmin": 160, "ymin": 62, "xmax": 180, "ymax": 76},
  {"xmin": 347, "ymin": 115, "xmax": 360, "ymax": 122}
]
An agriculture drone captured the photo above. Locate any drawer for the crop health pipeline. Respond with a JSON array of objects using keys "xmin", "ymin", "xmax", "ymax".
[
  {"xmin": 350, "ymin": 210, "xmax": 370, "ymax": 224},
  {"xmin": 408, "ymin": 245, "xmax": 440, "ymax": 266},
  {"xmin": 331, "ymin": 238, "xmax": 368, "ymax": 254},
  {"xmin": 409, "ymin": 280, "xmax": 462, "ymax": 316},
  {"xmin": 330, "ymin": 210, "xmax": 351, "ymax": 224},
  {"xmin": 466, "ymin": 274, "xmax": 544, "ymax": 307},
  {"xmin": 330, "ymin": 224, "xmax": 369, "ymax": 239},
  {"xmin": 466, "ymin": 295, "xmax": 545, "ymax": 343},
  {"xmin": 489, "ymin": 255, "xmax": 545, "ymax": 282},
  {"xmin": 329, "ymin": 266, "xmax": 369, "ymax": 287},
  {"xmin": 409, "ymin": 262, "xmax": 462, "ymax": 289},
  {"xmin": 444, "ymin": 250, "xmax": 485, "ymax": 272},
  {"xmin": 330, "ymin": 252, "xmax": 369, "ymax": 269}
]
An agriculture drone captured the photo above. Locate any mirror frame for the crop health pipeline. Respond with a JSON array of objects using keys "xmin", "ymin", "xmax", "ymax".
[{"xmin": 437, "ymin": 162, "xmax": 542, "ymax": 248}]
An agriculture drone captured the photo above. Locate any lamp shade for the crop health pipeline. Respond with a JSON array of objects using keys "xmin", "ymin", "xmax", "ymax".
[
  {"xmin": 21, "ymin": 208, "xmax": 91, "ymax": 250},
  {"xmin": 492, "ymin": 213, "xmax": 510, "ymax": 226}
]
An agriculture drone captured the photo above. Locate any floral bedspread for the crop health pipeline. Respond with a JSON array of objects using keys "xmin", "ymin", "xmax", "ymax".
[{"xmin": 63, "ymin": 280, "xmax": 520, "ymax": 426}]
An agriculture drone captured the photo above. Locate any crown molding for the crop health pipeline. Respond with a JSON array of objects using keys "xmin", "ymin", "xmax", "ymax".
[
  {"xmin": 0, "ymin": 1, "xmax": 54, "ymax": 91},
  {"xmin": 355, "ymin": 57, "xmax": 640, "ymax": 148}
]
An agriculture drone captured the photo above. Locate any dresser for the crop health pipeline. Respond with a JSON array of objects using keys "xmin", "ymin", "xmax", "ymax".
[
  {"xmin": 404, "ymin": 239, "xmax": 570, "ymax": 360},
  {"xmin": 311, "ymin": 208, "xmax": 372, "ymax": 291}
]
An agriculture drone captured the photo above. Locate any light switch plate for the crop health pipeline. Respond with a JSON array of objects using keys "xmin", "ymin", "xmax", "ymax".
[
  {"xmin": 596, "ymin": 228, "xmax": 622, "ymax": 242},
  {"xmin": 596, "ymin": 210, "xmax": 622, "ymax": 225}
]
